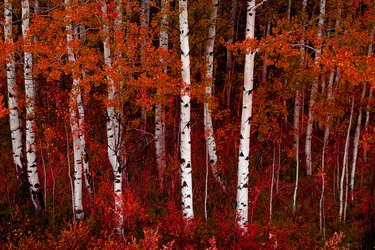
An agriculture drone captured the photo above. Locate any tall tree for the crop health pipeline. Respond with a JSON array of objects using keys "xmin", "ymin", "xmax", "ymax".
[
  {"xmin": 292, "ymin": 0, "xmax": 307, "ymax": 214},
  {"xmin": 22, "ymin": 0, "xmax": 43, "ymax": 213},
  {"xmin": 102, "ymin": 1, "xmax": 124, "ymax": 234},
  {"xmin": 155, "ymin": 0, "xmax": 168, "ymax": 190},
  {"xmin": 64, "ymin": 0, "xmax": 85, "ymax": 220},
  {"xmin": 5, "ymin": 0, "xmax": 25, "ymax": 193},
  {"xmin": 204, "ymin": 0, "xmax": 225, "ymax": 191},
  {"xmin": 237, "ymin": 0, "xmax": 259, "ymax": 230},
  {"xmin": 305, "ymin": 0, "xmax": 326, "ymax": 176},
  {"xmin": 179, "ymin": 0, "xmax": 194, "ymax": 219}
]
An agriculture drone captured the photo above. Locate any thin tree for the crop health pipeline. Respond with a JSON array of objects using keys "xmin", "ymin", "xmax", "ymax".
[
  {"xmin": 237, "ymin": 0, "xmax": 264, "ymax": 230},
  {"xmin": 155, "ymin": 0, "xmax": 168, "ymax": 190},
  {"xmin": 5, "ymin": 0, "xmax": 26, "ymax": 196},
  {"xmin": 305, "ymin": 0, "xmax": 326, "ymax": 176},
  {"xmin": 179, "ymin": 0, "xmax": 194, "ymax": 219},
  {"xmin": 64, "ymin": 0, "xmax": 85, "ymax": 220},
  {"xmin": 339, "ymin": 98, "xmax": 354, "ymax": 222},
  {"xmin": 204, "ymin": 0, "xmax": 225, "ymax": 191},
  {"xmin": 102, "ymin": 1, "xmax": 124, "ymax": 234},
  {"xmin": 22, "ymin": 0, "xmax": 43, "ymax": 214}
]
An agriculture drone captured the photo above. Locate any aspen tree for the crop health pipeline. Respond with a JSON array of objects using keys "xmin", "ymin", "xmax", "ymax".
[
  {"xmin": 5, "ymin": 0, "xmax": 25, "ymax": 191},
  {"xmin": 204, "ymin": 0, "xmax": 225, "ymax": 191},
  {"xmin": 22, "ymin": 0, "xmax": 43, "ymax": 214},
  {"xmin": 179, "ymin": 0, "xmax": 194, "ymax": 219},
  {"xmin": 339, "ymin": 99, "xmax": 354, "ymax": 222},
  {"xmin": 155, "ymin": 0, "xmax": 168, "ymax": 189},
  {"xmin": 102, "ymin": 2, "xmax": 124, "ymax": 234},
  {"xmin": 237, "ymin": 0, "xmax": 256, "ymax": 230},
  {"xmin": 305, "ymin": 0, "xmax": 325, "ymax": 176},
  {"xmin": 292, "ymin": 0, "xmax": 307, "ymax": 214},
  {"xmin": 64, "ymin": 0, "xmax": 85, "ymax": 220}
]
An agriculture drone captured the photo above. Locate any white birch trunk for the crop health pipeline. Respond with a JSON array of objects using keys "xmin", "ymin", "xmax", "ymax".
[
  {"xmin": 155, "ymin": 0, "xmax": 168, "ymax": 190},
  {"xmin": 102, "ymin": 2, "xmax": 124, "ymax": 234},
  {"xmin": 237, "ymin": 0, "xmax": 256, "ymax": 230},
  {"xmin": 350, "ymin": 85, "xmax": 366, "ymax": 201},
  {"xmin": 65, "ymin": 0, "xmax": 85, "ymax": 220},
  {"xmin": 292, "ymin": 90, "xmax": 300, "ymax": 213},
  {"xmin": 179, "ymin": 0, "xmax": 194, "ymax": 219},
  {"xmin": 204, "ymin": 0, "xmax": 225, "ymax": 191},
  {"xmin": 363, "ymin": 86, "xmax": 372, "ymax": 162},
  {"xmin": 363, "ymin": 27, "xmax": 374, "ymax": 162},
  {"xmin": 292, "ymin": 0, "xmax": 307, "ymax": 211},
  {"xmin": 305, "ymin": 0, "xmax": 325, "ymax": 176},
  {"xmin": 73, "ymin": 25, "xmax": 93, "ymax": 197},
  {"xmin": 339, "ymin": 98, "xmax": 354, "ymax": 221},
  {"xmin": 5, "ymin": 0, "xmax": 24, "ymax": 185},
  {"xmin": 22, "ymin": 0, "xmax": 43, "ymax": 214}
]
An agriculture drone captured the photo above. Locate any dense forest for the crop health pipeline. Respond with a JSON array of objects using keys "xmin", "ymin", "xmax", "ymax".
[{"xmin": 0, "ymin": 0, "xmax": 374, "ymax": 248}]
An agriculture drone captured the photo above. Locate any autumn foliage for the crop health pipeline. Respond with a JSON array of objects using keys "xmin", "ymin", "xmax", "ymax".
[{"xmin": 0, "ymin": 0, "xmax": 374, "ymax": 248}]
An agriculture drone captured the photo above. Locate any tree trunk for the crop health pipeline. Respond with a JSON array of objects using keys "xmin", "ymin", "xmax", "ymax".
[
  {"xmin": 237, "ymin": 0, "xmax": 257, "ymax": 230},
  {"xmin": 102, "ymin": 2, "xmax": 124, "ymax": 234},
  {"xmin": 5, "ymin": 0, "xmax": 26, "ymax": 196},
  {"xmin": 155, "ymin": 0, "xmax": 168, "ymax": 190},
  {"xmin": 339, "ymin": 98, "xmax": 354, "ymax": 222},
  {"xmin": 22, "ymin": 0, "xmax": 43, "ymax": 214},
  {"xmin": 350, "ymin": 84, "xmax": 366, "ymax": 201},
  {"xmin": 292, "ymin": 90, "xmax": 300, "ymax": 213},
  {"xmin": 179, "ymin": 0, "xmax": 194, "ymax": 219},
  {"xmin": 64, "ymin": 0, "xmax": 85, "ymax": 220},
  {"xmin": 204, "ymin": 0, "xmax": 225, "ymax": 191}
]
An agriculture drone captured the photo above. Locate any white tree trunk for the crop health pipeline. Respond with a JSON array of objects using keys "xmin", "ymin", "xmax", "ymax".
[
  {"xmin": 22, "ymin": 0, "xmax": 43, "ymax": 214},
  {"xmin": 363, "ymin": 85, "xmax": 372, "ymax": 162},
  {"xmin": 305, "ymin": 0, "xmax": 325, "ymax": 176},
  {"xmin": 155, "ymin": 0, "xmax": 168, "ymax": 190},
  {"xmin": 292, "ymin": 0, "xmax": 307, "ymax": 211},
  {"xmin": 5, "ymin": 0, "xmax": 24, "ymax": 185},
  {"xmin": 292, "ymin": 90, "xmax": 300, "ymax": 213},
  {"xmin": 204, "ymin": 0, "xmax": 225, "ymax": 191},
  {"xmin": 363, "ymin": 27, "xmax": 374, "ymax": 162},
  {"xmin": 73, "ymin": 25, "xmax": 93, "ymax": 197},
  {"xmin": 102, "ymin": 2, "xmax": 124, "ymax": 234},
  {"xmin": 179, "ymin": 0, "xmax": 194, "ymax": 219},
  {"xmin": 64, "ymin": 0, "xmax": 85, "ymax": 220},
  {"xmin": 350, "ymin": 85, "xmax": 366, "ymax": 201},
  {"xmin": 237, "ymin": 0, "xmax": 256, "ymax": 230},
  {"xmin": 339, "ymin": 98, "xmax": 354, "ymax": 222}
]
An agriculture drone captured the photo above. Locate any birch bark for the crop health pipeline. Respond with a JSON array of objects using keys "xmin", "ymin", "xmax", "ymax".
[
  {"xmin": 22, "ymin": 0, "xmax": 43, "ymax": 214},
  {"xmin": 204, "ymin": 0, "xmax": 225, "ymax": 191},
  {"xmin": 179, "ymin": 0, "xmax": 194, "ymax": 219},
  {"xmin": 339, "ymin": 98, "xmax": 354, "ymax": 221},
  {"xmin": 5, "ymin": 0, "xmax": 25, "ymax": 188},
  {"xmin": 237, "ymin": 0, "xmax": 256, "ymax": 230},
  {"xmin": 102, "ymin": 2, "xmax": 124, "ymax": 234},
  {"xmin": 350, "ymin": 84, "xmax": 366, "ymax": 201},
  {"xmin": 155, "ymin": 0, "xmax": 168, "ymax": 190},
  {"xmin": 305, "ymin": 0, "xmax": 325, "ymax": 176},
  {"xmin": 64, "ymin": 0, "xmax": 85, "ymax": 220}
]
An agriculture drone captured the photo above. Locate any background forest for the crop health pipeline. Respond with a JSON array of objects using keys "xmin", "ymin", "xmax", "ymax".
[{"xmin": 0, "ymin": 0, "xmax": 374, "ymax": 248}]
